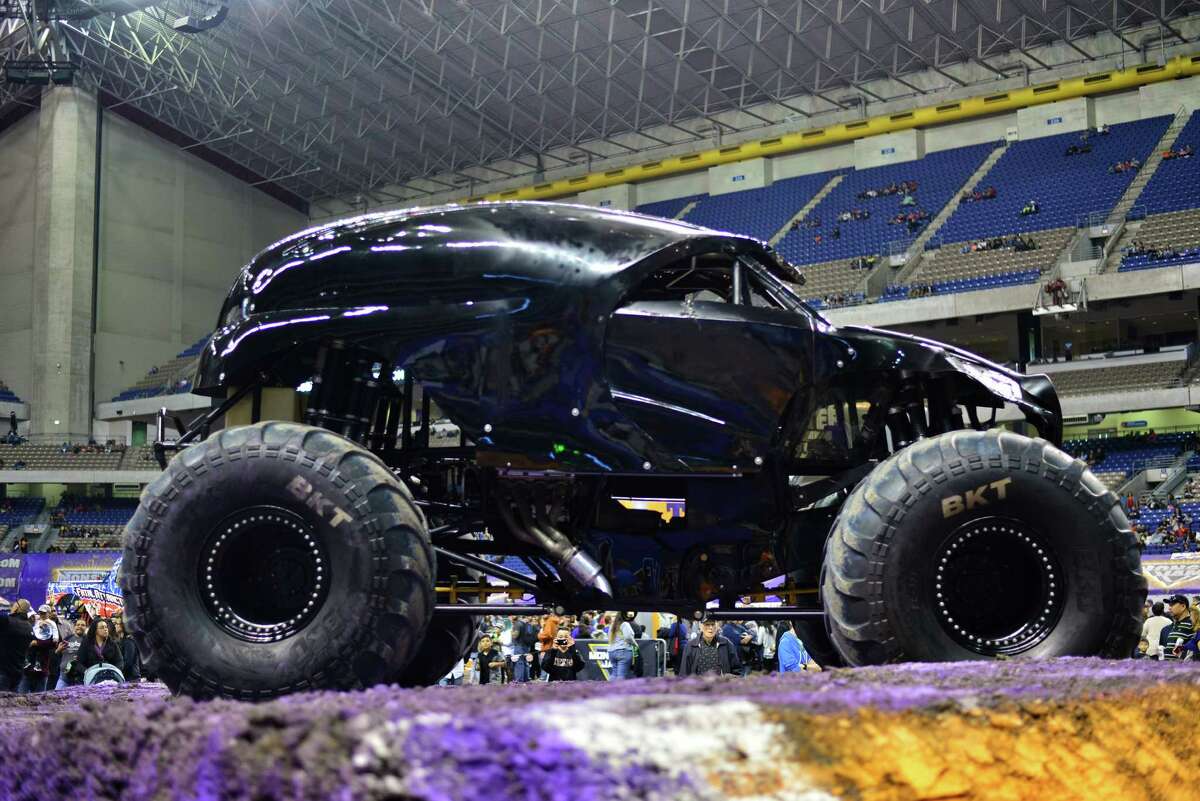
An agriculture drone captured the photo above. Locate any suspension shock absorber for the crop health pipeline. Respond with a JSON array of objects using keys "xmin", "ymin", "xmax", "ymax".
[{"xmin": 303, "ymin": 341, "xmax": 383, "ymax": 442}]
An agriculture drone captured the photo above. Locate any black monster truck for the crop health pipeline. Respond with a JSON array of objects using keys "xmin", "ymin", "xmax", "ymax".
[{"xmin": 119, "ymin": 202, "xmax": 1145, "ymax": 699}]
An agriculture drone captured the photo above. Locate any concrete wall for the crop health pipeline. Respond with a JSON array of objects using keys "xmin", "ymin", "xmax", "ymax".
[
  {"xmin": 634, "ymin": 172, "xmax": 707, "ymax": 206},
  {"xmin": 0, "ymin": 112, "xmax": 39, "ymax": 403},
  {"xmin": 853, "ymin": 129, "xmax": 925, "ymax": 168},
  {"xmin": 575, "ymin": 182, "xmax": 635, "ymax": 210},
  {"xmin": 94, "ymin": 111, "xmax": 304, "ymax": 403},
  {"xmin": 1139, "ymin": 74, "xmax": 1200, "ymax": 115},
  {"xmin": 1016, "ymin": 97, "xmax": 1094, "ymax": 140},
  {"xmin": 708, "ymin": 157, "xmax": 772, "ymax": 195},
  {"xmin": 772, "ymin": 143, "xmax": 855, "ymax": 179}
]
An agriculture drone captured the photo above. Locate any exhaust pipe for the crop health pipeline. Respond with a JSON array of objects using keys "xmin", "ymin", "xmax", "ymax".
[{"xmin": 498, "ymin": 489, "xmax": 613, "ymax": 597}]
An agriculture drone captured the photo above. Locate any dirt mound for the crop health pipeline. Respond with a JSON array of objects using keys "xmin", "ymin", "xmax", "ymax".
[{"xmin": 1, "ymin": 658, "xmax": 1197, "ymax": 800}]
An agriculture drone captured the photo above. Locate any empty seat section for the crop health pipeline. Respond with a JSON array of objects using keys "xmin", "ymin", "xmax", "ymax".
[
  {"xmin": 1127, "ymin": 111, "xmax": 1200, "ymax": 216},
  {"xmin": 886, "ymin": 228, "xmax": 1074, "ymax": 299},
  {"xmin": 1049, "ymin": 359, "xmax": 1183, "ymax": 396},
  {"xmin": 937, "ymin": 116, "xmax": 1171, "ymax": 242},
  {"xmin": 112, "ymin": 335, "xmax": 210, "ymax": 402},
  {"xmin": 1118, "ymin": 208, "xmax": 1200, "ymax": 271},
  {"xmin": 776, "ymin": 143, "xmax": 994, "ymax": 267},
  {"xmin": 635, "ymin": 194, "xmax": 703, "ymax": 220},
  {"xmin": 680, "ymin": 170, "xmax": 844, "ymax": 242}
]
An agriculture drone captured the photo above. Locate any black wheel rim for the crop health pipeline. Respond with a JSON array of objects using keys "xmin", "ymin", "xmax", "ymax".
[
  {"xmin": 198, "ymin": 506, "xmax": 328, "ymax": 643},
  {"xmin": 932, "ymin": 516, "xmax": 1063, "ymax": 656}
]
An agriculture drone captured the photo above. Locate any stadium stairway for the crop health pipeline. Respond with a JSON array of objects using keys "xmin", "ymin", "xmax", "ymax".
[
  {"xmin": 769, "ymin": 173, "xmax": 845, "ymax": 246},
  {"xmin": 888, "ymin": 142, "xmax": 1009, "ymax": 288},
  {"xmin": 1105, "ymin": 106, "xmax": 1191, "ymax": 226}
]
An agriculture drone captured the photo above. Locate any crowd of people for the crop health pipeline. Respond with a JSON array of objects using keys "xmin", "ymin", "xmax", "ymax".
[
  {"xmin": 856, "ymin": 179, "xmax": 918, "ymax": 199},
  {"xmin": 1137, "ymin": 595, "xmax": 1200, "ymax": 660},
  {"xmin": 816, "ymin": 292, "xmax": 857, "ymax": 308},
  {"xmin": 0, "ymin": 599, "xmax": 139, "ymax": 693},
  {"xmin": 847, "ymin": 255, "xmax": 878, "ymax": 270},
  {"xmin": 453, "ymin": 612, "xmax": 821, "ymax": 685},
  {"xmin": 1122, "ymin": 240, "xmax": 1200, "ymax": 264},
  {"xmin": 888, "ymin": 209, "xmax": 929, "ymax": 231},
  {"xmin": 959, "ymin": 233, "xmax": 1038, "ymax": 254},
  {"xmin": 1161, "ymin": 144, "xmax": 1193, "ymax": 160},
  {"xmin": 960, "ymin": 186, "xmax": 997, "ymax": 203}
]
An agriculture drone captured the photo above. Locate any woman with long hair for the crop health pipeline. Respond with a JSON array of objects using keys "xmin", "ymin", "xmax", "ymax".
[
  {"xmin": 606, "ymin": 611, "xmax": 636, "ymax": 680},
  {"xmin": 110, "ymin": 617, "xmax": 141, "ymax": 681},
  {"xmin": 75, "ymin": 618, "xmax": 125, "ymax": 681}
]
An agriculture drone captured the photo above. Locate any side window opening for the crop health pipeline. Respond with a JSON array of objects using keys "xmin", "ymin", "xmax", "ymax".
[{"xmin": 620, "ymin": 253, "xmax": 786, "ymax": 310}]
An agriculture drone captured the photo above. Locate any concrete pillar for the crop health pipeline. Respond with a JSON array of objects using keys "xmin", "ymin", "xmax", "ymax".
[{"xmin": 29, "ymin": 87, "xmax": 97, "ymax": 439}]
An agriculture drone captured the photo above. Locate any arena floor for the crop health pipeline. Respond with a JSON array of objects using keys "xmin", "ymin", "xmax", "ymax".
[{"xmin": 2, "ymin": 657, "xmax": 1196, "ymax": 801}]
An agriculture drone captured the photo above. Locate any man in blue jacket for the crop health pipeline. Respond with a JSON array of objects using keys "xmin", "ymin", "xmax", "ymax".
[
  {"xmin": 721, "ymin": 620, "xmax": 754, "ymax": 676},
  {"xmin": 777, "ymin": 620, "xmax": 822, "ymax": 673}
]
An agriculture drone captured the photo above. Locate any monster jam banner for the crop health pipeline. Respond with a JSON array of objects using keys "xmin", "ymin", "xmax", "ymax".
[
  {"xmin": 0, "ymin": 555, "xmax": 22, "ymax": 598},
  {"xmin": 1142, "ymin": 553, "xmax": 1200, "ymax": 596},
  {"xmin": 575, "ymin": 639, "xmax": 667, "ymax": 680},
  {"xmin": 14, "ymin": 552, "xmax": 124, "ymax": 618}
]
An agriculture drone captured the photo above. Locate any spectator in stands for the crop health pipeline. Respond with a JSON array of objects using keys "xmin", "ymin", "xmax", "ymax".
[
  {"xmin": 1164, "ymin": 594, "xmax": 1194, "ymax": 660},
  {"xmin": 13, "ymin": 536, "xmax": 27, "ymax": 554},
  {"xmin": 606, "ymin": 610, "xmax": 638, "ymax": 680},
  {"xmin": 475, "ymin": 634, "xmax": 505, "ymax": 685},
  {"xmin": 76, "ymin": 618, "xmax": 124, "ymax": 679},
  {"xmin": 900, "ymin": 193, "xmax": 916, "ymax": 206},
  {"xmin": 721, "ymin": 620, "xmax": 754, "ymax": 677},
  {"xmin": 0, "ymin": 599, "xmax": 33, "ymax": 691},
  {"xmin": 110, "ymin": 618, "xmax": 140, "ymax": 682},
  {"xmin": 7, "ymin": 412, "xmax": 15, "ymax": 438},
  {"xmin": 758, "ymin": 620, "xmax": 777, "ymax": 673},
  {"xmin": 541, "ymin": 630, "xmax": 585, "ymax": 681},
  {"xmin": 1143, "ymin": 601, "xmax": 1173, "ymax": 659},
  {"xmin": 1021, "ymin": 199, "xmax": 1039, "ymax": 216},
  {"xmin": 664, "ymin": 615, "xmax": 689, "ymax": 675},
  {"xmin": 777, "ymin": 620, "xmax": 822, "ymax": 673},
  {"xmin": 679, "ymin": 618, "xmax": 741, "ymax": 677},
  {"xmin": 571, "ymin": 613, "xmax": 593, "ymax": 639},
  {"xmin": 55, "ymin": 617, "xmax": 87, "ymax": 689},
  {"xmin": 18, "ymin": 604, "xmax": 60, "ymax": 693},
  {"xmin": 508, "ymin": 614, "xmax": 536, "ymax": 683},
  {"xmin": 1045, "ymin": 278, "xmax": 1068, "ymax": 306}
]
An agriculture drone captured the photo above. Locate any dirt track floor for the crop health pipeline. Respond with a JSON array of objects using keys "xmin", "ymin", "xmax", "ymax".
[{"xmin": 2, "ymin": 657, "xmax": 1197, "ymax": 801}]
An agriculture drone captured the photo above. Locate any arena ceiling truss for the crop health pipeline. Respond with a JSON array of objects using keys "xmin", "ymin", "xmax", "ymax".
[{"xmin": 2, "ymin": 0, "xmax": 1199, "ymax": 205}]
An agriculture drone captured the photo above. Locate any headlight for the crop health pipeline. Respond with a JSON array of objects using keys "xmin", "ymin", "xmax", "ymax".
[{"xmin": 946, "ymin": 355, "xmax": 1023, "ymax": 404}]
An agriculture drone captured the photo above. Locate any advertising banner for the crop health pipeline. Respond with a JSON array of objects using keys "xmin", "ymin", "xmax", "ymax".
[
  {"xmin": 0, "ymin": 554, "xmax": 22, "ymax": 599},
  {"xmin": 15, "ymin": 552, "xmax": 123, "ymax": 617},
  {"xmin": 1142, "ymin": 553, "xmax": 1200, "ymax": 596},
  {"xmin": 574, "ymin": 638, "xmax": 667, "ymax": 680}
]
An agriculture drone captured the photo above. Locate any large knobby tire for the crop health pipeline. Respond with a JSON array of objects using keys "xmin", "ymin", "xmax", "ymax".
[
  {"xmin": 119, "ymin": 421, "xmax": 435, "ymax": 700},
  {"xmin": 822, "ymin": 429, "xmax": 1145, "ymax": 665},
  {"xmin": 395, "ymin": 611, "xmax": 479, "ymax": 687}
]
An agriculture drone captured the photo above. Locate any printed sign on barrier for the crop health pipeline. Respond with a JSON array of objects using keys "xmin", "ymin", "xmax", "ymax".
[{"xmin": 573, "ymin": 638, "xmax": 667, "ymax": 680}]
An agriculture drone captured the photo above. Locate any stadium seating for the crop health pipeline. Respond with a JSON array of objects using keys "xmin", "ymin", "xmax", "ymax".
[
  {"xmin": 1118, "ymin": 208, "xmax": 1200, "ymax": 271},
  {"xmin": 776, "ymin": 143, "xmax": 995, "ymax": 266},
  {"xmin": 936, "ymin": 116, "xmax": 1172, "ymax": 242},
  {"xmin": 634, "ymin": 194, "xmax": 704, "ymax": 220},
  {"xmin": 0, "ymin": 497, "xmax": 44, "ymax": 527},
  {"xmin": 0, "ymin": 381, "xmax": 20, "ymax": 404},
  {"xmin": 795, "ymin": 259, "xmax": 875, "ymax": 305},
  {"xmin": 1048, "ymin": 359, "xmax": 1184, "ymax": 396},
  {"xmin": 680, "ymin": 170, "xmax": 844, "ymax": 242},
  {"xmin": 53, "ymin": 497, "xmax": 138, "ymax": 526},
  {"xmin": 0, "ymin": 442, "xmax": 128, "ymax": 471},
  {"xmin": 1124, "ymin": 111, "xmax": 1200, "ymax": 216},
  {"xmin": 111, "ymin": 336, "xmax": 209, "ymax": 402}
]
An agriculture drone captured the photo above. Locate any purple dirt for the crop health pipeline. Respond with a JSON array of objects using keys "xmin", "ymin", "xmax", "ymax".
[{"xmin": 2, "ymin": 658, "xmax": 1198, "ymax": 801}]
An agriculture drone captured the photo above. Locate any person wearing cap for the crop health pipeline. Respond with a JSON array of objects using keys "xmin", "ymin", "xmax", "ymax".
[
  {"xmin": 679, "ymin": 618, "xmax": 741, "ymax": 677},
  {"xmin": 17, "ymin": 604, "xmax": 60, "ymax": 693},
  {"xmin": 1163, "ymin": 594, "xmax": 1194, "ymax": 660},
  {"xmin": 0, "ymin": 599, "xmax": 33, "ymax": 691}
]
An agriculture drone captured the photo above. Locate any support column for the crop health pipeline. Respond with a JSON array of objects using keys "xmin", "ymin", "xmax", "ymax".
[
  {"xmin": 1015, "ymin": 311, "xmax": 1041, "ymax": 372},
  {"xmin": 30, "ymin": 87, "xmax": 97, "ymax": 439}
]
